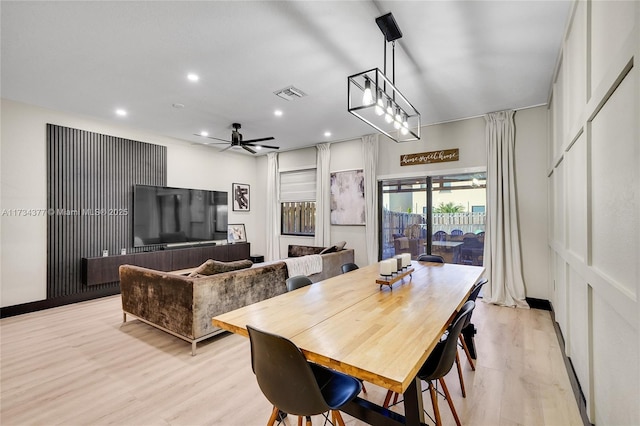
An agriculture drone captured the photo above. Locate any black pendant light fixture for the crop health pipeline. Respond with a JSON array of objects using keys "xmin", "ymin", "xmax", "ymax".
[{"xmin": 347, "ymin": 12, "xmax": 421, "ymax": 142}]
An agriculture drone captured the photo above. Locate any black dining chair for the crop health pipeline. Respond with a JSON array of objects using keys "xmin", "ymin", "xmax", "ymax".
[
  {"xmin": 247, "ymin": 325, "xmax": 362, "ymax": 426},
  {"xmin": 285, "ymin": 275, "xmax": 313, "ymax": 292},
  {"xmin": 448, "ymin": 278, "xmax": 488, "ymax": 398},
  {"xmin": 459, "ymin": 278, "xmax": 487, "ymax": 368},
  {"xmin": 418, "ymin": 300, "xmax": 474, "ymax": 426},
  {"xmin": 341, "ymin": 262, "xmax": 359, "ymax": 273},
  {"xmin": 417, "ymin": 254, "xmax": 445, "ymax": 263},
  {"xmin": 383, "ymin": 301, "xmax": 475, "ymax": 426},
  {"xmin": 433, "ymin": 230, "xmax": 448, "ymax": 242}
]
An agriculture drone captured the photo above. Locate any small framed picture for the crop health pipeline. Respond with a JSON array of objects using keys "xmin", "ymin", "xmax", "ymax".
[
  {"xmin": 227, "ymin": 224, "xmax": 247, "ymax": 244},
  {"xmin": 232, "ymin": 183, "xmax": 250, "ymax": 211}
]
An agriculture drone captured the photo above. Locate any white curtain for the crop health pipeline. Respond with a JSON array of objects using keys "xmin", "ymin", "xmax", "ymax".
[
  {"xmin": 314, "ymin": 143, "xmax": 331, "ymax": 247},
  {"xmin": 483, "ymin": 110, "xmax": 528, "ymax": 308},
  {"xmin": 362, "ymin": 134, "xmax": 379, "ymax": 265},
  {"xmin": 266, "ymin": 152, "xmax": 280, "ymax": 261}
]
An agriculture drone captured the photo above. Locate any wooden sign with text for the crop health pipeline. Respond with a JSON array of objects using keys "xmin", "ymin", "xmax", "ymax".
[{"xmin": 400, "ymin": 149, "xmax": 459, "ymax": 166}]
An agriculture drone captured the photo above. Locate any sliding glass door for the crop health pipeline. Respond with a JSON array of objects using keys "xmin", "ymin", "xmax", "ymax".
[{"xmin": 380, "ymin": 172, "xmax": 486, "ymax": 264}]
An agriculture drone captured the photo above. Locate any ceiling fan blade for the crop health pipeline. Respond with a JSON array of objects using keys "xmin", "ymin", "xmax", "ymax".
[
  {"xmin": 242, "ymin": 145, "xmax": 256, "ymax": 154},
  {"xmin": 242, "ymin": 136, "xmax": 275, "ymax": 144},
  {"xmin": 207, "ymin": 136, "xmax": 232, "ymax": 143},
  {"xmin": 206, "ymin": 142, "xmax": 231, "ymax": 145},
  {"xmin": 218, "ymin": 145, "xmax": 233, "ymax": 153},
  {"xmin": 245, "ymin": 143, "xmax": 280, "ymax": 150}
]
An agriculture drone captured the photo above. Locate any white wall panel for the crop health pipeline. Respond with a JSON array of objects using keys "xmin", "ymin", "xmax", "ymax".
[
  {"xmin": 567, "ymin": 266, "xmax": 590, "ymax": 413},
  {"xmin": 566, "ymin": 133, "xmax": 587, "ymax": 262},
  {"xmin": 592, "ymin": 292, "xmax": 639, "ymax": 425},
  {"xmin": 590, "ymin": 72, "xmax": 638, "ymax": 298},
  {"xmin": 553, "ymin": 64, "xmax": 565, "ymax": 160},
  {"xmin": 564, "ymin": 1, "xmax": 587, "ymax": 135},
  {"xmin": 590, "ymin": 0, "xmax": 637, "ymax": 94},
  {"xmin": 554, "ymin": 159, "xmax": 566, "ymax": 247},
  {"xmin": 548, "ymin": 1, "xmax": 639, "ymax": 423},
  {"xmin": 555, "ymin": 254, "xmax": 568, "ymax": 334}
]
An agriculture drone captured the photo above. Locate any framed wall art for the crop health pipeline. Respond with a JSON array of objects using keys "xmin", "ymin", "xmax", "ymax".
[
  {"xmin": 232, "ymin": 183, "xmax": 250, "ymax": 211},
  {"xmin": 227, "ymin": 224, "xmax": 247, "ymax": 243},
  {"xmin": 330, "ymin": 169, "xmax": 365, "ymax": 225}
]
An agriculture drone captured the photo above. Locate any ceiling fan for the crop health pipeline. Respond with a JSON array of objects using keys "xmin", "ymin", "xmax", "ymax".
[{"xmin": 196, "ymin": 123, "xmax": 279, "ymax": 154}]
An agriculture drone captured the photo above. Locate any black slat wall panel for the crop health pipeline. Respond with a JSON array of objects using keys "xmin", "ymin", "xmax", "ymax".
[{"xmin": 47, "ymin": 124, "xmax": 166, "ymax": 299}]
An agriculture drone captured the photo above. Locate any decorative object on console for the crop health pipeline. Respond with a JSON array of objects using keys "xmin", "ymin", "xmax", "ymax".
[
  {"xmin": 347, "ymin": 12, "xmax": 420, "ymax": 142},
  {"xmin": 227, "ymin": 224, "xmax": 246, "ymax": 243},
  {"xmin": 330, "ymin": 170, "xmax": 365, "ymax": 225},
  {"xmin": 188, "ymin": 259, "xmax": 253, "ymax": 277},
  {"xmin": 232, "ymin": 183, "xmax": 250, "ymax": 211}
]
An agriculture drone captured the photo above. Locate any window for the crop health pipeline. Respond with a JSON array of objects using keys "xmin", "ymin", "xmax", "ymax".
[{"xmin": 280, "ymin": 169, "xmax": 316, "ymax": 236}]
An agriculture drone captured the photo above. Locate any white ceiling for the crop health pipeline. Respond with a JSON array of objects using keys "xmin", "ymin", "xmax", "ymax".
[{"xmin": 1, "ymin": 1, "xmax": 571, "ymax": 154}]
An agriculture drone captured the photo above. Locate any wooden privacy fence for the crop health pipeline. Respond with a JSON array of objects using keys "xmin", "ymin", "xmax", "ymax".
[{"xmin": 282, "ymin": 201, "xmax": 315, "ymax": 236}]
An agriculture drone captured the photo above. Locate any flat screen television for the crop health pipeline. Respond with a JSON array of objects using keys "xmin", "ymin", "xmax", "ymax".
[{"xmin": 133, "ymin": 184, "xmax": 228, "ymax": 247}]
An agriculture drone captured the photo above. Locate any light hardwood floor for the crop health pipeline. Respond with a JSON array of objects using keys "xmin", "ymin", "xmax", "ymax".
[{"xmin": 1, "ymin": 295, "xmax": 582, "ymax": 426}]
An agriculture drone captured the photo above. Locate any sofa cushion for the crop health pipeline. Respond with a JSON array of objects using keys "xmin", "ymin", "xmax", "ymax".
[
  {"xmin": 334, "ymin": 241, "xmax": 347, "ymax": 251},
  {"xmin": 188, "ymin": 259, "xmax": 253, "ymax": 277},
  {"xmin": 319, "ymin": 245, "xmax": 337, "ymax": 254},
  {"xmin": 288, "ymin": 245, "xmax": 325, "ymax": 257}
]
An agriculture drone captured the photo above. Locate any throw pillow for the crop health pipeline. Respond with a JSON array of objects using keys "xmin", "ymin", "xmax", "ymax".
[
  {"xmin": 333, "ymin": 241, "xmax": 347, "ymax": 251},
  {"xmin": 188, "ymin": 259, "xmax": 253, "ymax": 277},
  {"xmin": 319, "ymin": 245, "xmax": 337, "ymax": 255}
]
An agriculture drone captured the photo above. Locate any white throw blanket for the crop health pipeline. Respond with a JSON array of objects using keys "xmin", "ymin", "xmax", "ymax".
[{"xmin": 283, "ymin": 255, "xmax": 323, "ymax": 278}]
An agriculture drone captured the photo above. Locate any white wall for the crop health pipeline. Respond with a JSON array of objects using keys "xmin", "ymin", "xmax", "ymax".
[
  {"xmin": 0, "ymin": 99, "xmax": 264, "ymax": 307},
  {"xmin": 547, "ymin": 1, "xmax": 639, "ymax": 423}
]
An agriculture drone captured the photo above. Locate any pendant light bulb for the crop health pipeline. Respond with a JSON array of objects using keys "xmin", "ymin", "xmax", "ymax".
[
  {"xmin": 375, "ymin": 92, "xmax": 384, "ymax": 116},
  {"xmin": 394, "ymin": 107, "xmax": 402, "ymax": 129},
  {"xmin": 385, "ymin": 100, "xmax": 394, "ymax": 123},
  {"xmin": 401, "ymin": 113, "xmax": 409, "ymax": 134},
  {"xmin": 362, "ymin": 78, "xmax": 373, "ymax": 105}
]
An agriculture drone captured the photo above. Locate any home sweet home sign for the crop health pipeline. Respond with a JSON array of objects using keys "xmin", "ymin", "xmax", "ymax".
[{"xmin": 400, "ymin": 149, "xmax": 459, "ymax": 166}]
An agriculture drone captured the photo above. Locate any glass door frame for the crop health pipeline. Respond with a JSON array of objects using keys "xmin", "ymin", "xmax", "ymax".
[{"xmin": 377, "ymin": 168, "xmax": 486, "ymax": 262}]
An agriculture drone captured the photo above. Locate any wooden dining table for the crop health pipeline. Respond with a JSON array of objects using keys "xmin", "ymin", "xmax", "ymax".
[{"xmin": 212, "ymin": 260, "xmax": 484, "ymax": 426}]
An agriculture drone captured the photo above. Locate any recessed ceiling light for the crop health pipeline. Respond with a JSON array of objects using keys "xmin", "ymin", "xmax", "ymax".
[
  {"xmin": 200, "ymin": 131, "xmax": 209, "ymax": 137},
  {"xmin": 115, "ymin": 109, "xmax": 127, "ymax": 117},
  {"xmin": 324, "ymin": 131, "xmax": 332, "ymax": 137},
  {"xmin": 274, "ymin": 110, "xmax": 283, "ymax": 117},
  {"xmin": 187, "ymin": 73, "xmax": 199, "ymax": 82}
]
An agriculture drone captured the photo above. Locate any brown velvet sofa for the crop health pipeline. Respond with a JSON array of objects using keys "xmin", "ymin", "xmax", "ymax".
[{"xmin": 119, "ymin": 246, "xmax": 354, "ymax": 355}]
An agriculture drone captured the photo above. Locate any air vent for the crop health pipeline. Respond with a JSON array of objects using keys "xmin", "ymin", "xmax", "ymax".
[{"xmin": 274, "ymin": 85, "xmax": 307, "ymax": 101}]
